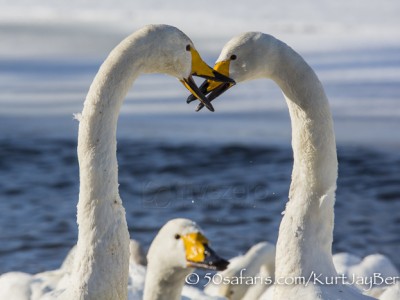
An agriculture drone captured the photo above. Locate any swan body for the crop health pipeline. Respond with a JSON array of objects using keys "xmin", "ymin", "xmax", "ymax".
[
  {"xmin": 204, "ymin": 241, "xmax": 275, "ymax": 300},
  {"xmin": 379, "ymin": 283, "xmax": 400, "ymax": 300},
  {"xmin": 129, "ymin": 239, "xmax": 148, "ymax": 266},
  {"xmin": 196, "ymin": 32, "xmax": 377, "ymax": 299},
  {"xmin": 0, "ymin": 24, "xmax": 233, "ymax": 300},
  {"xmin": 333, "ymin": 253, "xmax": 399, "ymax": 298},
  {"xmin": 0, "ymin": 272, "xmax": 34, "ymax": 299}
]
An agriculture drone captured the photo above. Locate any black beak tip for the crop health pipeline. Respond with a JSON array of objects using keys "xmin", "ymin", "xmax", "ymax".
[
  {"xmin": 206, "ymin": 104, "xmax": 215, "ymax": 112},
  {"xmin": 195, "ymin": 103, "xmax": 204, "ymax": 112},
  {"xmin": 202, "ymin": 244, "xmax": 230, "ymax": 271},
  {"xmin": 187, "ymin": 94, "xmax": 197, "ymax": 103},
  {"xmin": 214, "ymin": 258, "xmax": 230, "ymax": 271}
]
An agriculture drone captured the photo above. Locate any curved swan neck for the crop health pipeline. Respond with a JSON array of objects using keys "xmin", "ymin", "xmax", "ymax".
[
  {"xmin": 70, "ymin": 31, "xmax": 154, "ymax": 300},
  {"xmin": 266, "ymin": 39, "xmax": 338, "ymax": 278},
  {"xmin": 271, "ymin": 41, "xmax": 338, "ymax": 193},
  {"xmin": 143, "ymin": 263, "xmax": 190, "ymax": 300}
]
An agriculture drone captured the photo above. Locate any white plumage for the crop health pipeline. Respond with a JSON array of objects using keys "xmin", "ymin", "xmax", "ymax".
[
  {"xmin": 0, "ymin": 24, "xmax": 229, "ymax": 300},
  {"xmin": 201, "ymin": 32, "xmax": 388, "ymax": 299}
]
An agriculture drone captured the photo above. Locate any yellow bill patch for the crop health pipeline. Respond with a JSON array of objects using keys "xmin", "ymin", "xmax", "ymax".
[
  {"xmin": 182, "ymin": 232, "xmax": 209, "ymax": 262},
  {"xmin": 190, "ymin": 48, "xmax": 215, "ymax": 79},
  {"xmin": 206, "ymin": 60, "xmax": 231, "ymax": 91},
  {"xmin": 181, "ymin": 79, "xmax": 197, "ymax": 97}
]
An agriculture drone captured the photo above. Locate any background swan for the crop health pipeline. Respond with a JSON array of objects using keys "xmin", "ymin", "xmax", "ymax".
[
  {"xmin": 189, "ymin": 32, "xmax": 383, "ymax": 299},
  {"xmin": 201, "ymin": 244, "xmax": 399, "ymax": 300},
  {"xmin": 0, "ymin": 24, "xmax": 233, "ymax": 300},
  {"xmin": 204, "ymin": 241, "xmax": 275, "ymax": 300},
  {"xmin": 141, "ymin": 218, "xmax": 229, "ymax": 300},
  {"xmin": 129, "ymin": 239, "xmax": 148, "ymax": 266},
  {"xmin": 333, "ymin": 253, "xmax": 399, "ymax": 298}
]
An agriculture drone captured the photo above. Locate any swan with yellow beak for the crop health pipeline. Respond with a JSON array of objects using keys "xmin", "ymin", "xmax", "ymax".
[{"xmin": 143, "ymin": 218, "xmax": 229, "ymax": 300}]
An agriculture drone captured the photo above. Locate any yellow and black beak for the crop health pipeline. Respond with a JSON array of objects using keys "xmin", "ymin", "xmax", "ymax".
[
  {"xmin": 187, "ymin": 59, "xmax": 235, "ymax": 112},
  {"xmin": 181, "ymin": 48, "xmax": 235, "ymax": 112},
  {"xmin": 182, "ymin": 232, "xmax": 229, "ymax": 271}
]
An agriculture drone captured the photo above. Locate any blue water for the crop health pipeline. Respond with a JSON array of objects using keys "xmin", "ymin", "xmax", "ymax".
[{"xmin": 0, "ymin": 138, "xmax": 399, "ymax": 274}]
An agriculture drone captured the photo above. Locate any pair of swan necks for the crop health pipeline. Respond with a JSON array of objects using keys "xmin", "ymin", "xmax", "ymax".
[{"xmin": 73, "ymin": 24, "xmax": 349, "ymax": 300}]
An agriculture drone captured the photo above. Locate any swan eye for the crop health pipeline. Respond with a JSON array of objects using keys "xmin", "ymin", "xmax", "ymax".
[
  {"xmin": 230, "ymin": 54, "xmax": 237, "ymax": 60},
  {"xmin": 186, "ymin": 45, "xmax": 191, "ymax": 51},
  {"xmin": 174, "ymin": 234, "xmax": 181, "ymax": 240}
]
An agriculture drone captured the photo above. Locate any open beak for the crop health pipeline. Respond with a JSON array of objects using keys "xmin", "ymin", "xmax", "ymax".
[
  {"xmin": 186, "ymin": 59, "xmax": 235, "ymax": 112},
  {"xmin": 181, "ymin": 49, "xmax": 235, "ymax": 112},
  {"xmin": 181, "ymin": 76, "xmax": 215, "ymax": 112},
  {"xmin": 182, "ymin": 232, "xmax": 229, "ymax": 271}
]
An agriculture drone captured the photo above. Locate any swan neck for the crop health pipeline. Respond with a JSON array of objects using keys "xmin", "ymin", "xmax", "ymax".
[
  {"xmin": 70, "ymin": 34, "xmax": 146, "ymax": 299},
  {"xmin": 273, "ymin": 45, "xmax": 338, "ymax": 195},
  {"xmin": 271, "ymin": 43, "xmax": 338, "ymax": 278},
  {"xmin": 143, "ymin": 262, "xmax": 190, "ymax": 300}
]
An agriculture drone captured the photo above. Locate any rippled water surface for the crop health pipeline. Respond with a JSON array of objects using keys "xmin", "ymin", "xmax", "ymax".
[{"xmin": 0, "ymin": 138, "xmax": 399, "ymax": 274}]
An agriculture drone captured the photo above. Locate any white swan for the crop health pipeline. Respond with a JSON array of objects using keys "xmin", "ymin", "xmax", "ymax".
[
  {"xmin": 333, "ymin": 253, "xmax": 399, "ymax": 298},
  {"xmin": 188, "ymin": 32, "xmax": 377, "ymax": 299},
  {"xmin": 204, "ymin": 241, "xmax": 275, "ymax": 300},
  {"xmin": 0, "ymin": 24, "xmax": 234, "ymax": 300},
  {"xmin": 140, "ymin": 218, "xmax": 229, "ymax": 300},
  {"xmin": 201, "ymin": 246, "xmax": 399, "ymax": 300},
  {"xmin": 379, "ymin": 283, "xmax": 400, "ymax": 300},
  {"xmin": 129, "ymin": 239, "xmax": 147, "ymax": 266}
]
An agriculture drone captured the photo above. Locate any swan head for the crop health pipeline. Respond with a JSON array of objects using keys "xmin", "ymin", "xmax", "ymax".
[
  {"xmin": 186, "ymin": 32, "xmax": 281, "ymax": 110},
  {"xmin": 147, "ymin": 218, "xmax": 229, "ymax": 272},
  {"xmin": 138, "ymin": 24, "xmax": 235, "ymax": 112}
]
